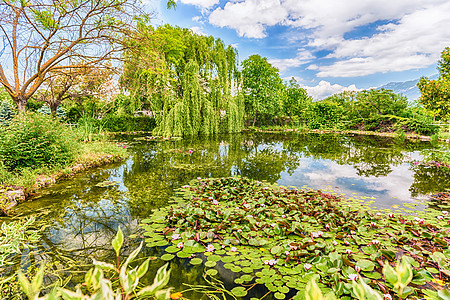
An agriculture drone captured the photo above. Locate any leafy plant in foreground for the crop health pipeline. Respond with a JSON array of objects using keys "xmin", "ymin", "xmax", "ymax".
[{"xmin": 18, "ymin": 226, "xmax": 172, "ymax": 300}]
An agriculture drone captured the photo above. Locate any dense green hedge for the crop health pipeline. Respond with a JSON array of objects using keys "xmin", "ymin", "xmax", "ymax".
[{"xmin": 100, "ymin": 115, "xmax": 156, "ymax": 132}]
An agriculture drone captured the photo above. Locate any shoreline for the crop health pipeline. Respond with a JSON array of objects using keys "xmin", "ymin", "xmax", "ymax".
[
  {"xmin": 245, "ymin": 127, "xmax": 439, "ymax": 141},
  {"xmin": 1, "ymin": 142, "xmax": 128, "ymax": 215}
]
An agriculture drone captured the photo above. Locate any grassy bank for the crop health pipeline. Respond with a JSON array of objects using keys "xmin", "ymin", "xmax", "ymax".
[
  {"xmin": 0, "ymin": 140, "xmax": 128, "ymax": 190},
  {"xmin": 0, "ymin": 113, "xmax": 128, "ymax": 211}
]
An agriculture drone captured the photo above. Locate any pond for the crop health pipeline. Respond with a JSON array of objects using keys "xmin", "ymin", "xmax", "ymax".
[{"xmin": 4, "ymin": 132, "xmax": 450, "ymax": 298}]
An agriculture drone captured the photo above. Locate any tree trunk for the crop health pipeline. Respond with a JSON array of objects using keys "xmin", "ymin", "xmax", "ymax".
[
  {"xmin": 252, "ymin": 111, "xmax": 257, "ymax": 126},
  {"xmin": 50, "ymin": 103, "xmax": 58, "ymax": 117},
  {"xmin": 15, "ymin": 96, "xmax": 27, "ymax": 113}
]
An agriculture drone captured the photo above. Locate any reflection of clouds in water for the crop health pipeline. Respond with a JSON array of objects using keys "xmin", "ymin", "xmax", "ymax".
[{"xmin": 278, "ymin": 157, "xmax": 421, "ymax": 209}]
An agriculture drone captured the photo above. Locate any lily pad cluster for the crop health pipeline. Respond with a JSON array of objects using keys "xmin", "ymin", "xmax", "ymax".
[{"xmin": 142, "ymin": 177, "xmax": 450, "ymax": 299}]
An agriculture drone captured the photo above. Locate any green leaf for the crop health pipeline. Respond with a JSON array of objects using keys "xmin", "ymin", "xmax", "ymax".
[
  {"xmin": 305, "ymin": 279, "xmax": 324, "ymax": 300},
  {"xmin": 190, "ymin": 258, "xmax": 203, "ymax": 265},
  {"xmin": 382, "ymin": 263, "xmax": 397, "ymax": 285},
  {"xmin": 112, "ymin": 226, "xmax": 124, "ymax": 257},
  {"xmin": 161, "ymin": 254, "xmax": 175, "ymax": 261},
  {"xmin": 137, "ymin": 258, "xmax": 150, "ymax": 278},
  {"xmin": 231, "ymin": 287, "xmax": 248, "ymax": 297},
  {"xmin": 438, "ymin": 289, "xmax": 450, "ymax": 300},
  {"xmin": 356, "ymin": 259, "xmax": 375, "ymax": 272}
]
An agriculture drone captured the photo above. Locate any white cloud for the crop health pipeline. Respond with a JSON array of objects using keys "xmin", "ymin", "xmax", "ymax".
[
  {"xmin": 204, "ymin": 0, "xmax": 450, "ymax": 77},
  {"xmin": 179, "ymin": 0, "xmax": 219, "ymax": 8},
  {"xmin": 209, "ymin": 0, "xmax": 289, "ymax": 38},
  {"xmin": 190, "ymin": 26, "xmax": 207, "ymax": 36},
  {"xmin": 300, "ymin": 80, "xmax": 359, "ymax": 100},
  {"xmin": 268, "ymin": 49, "xmax": 314, "ymax": 72}
]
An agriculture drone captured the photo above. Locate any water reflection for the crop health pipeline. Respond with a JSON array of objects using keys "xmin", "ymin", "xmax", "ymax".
[{"xmin": 4, "ymin": 132, "xmax": 450, "ymax": 297}]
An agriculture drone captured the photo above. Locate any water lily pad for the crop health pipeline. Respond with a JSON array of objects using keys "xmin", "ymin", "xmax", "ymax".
[
  {"xmin": 206, "ymin": 269, "xmax": 218, "ymax": 276},
  {"xmin": 231, "ymin": 287, "xmax": 247, "ymax": 297},
  {"xmin": 161, "ymin": 254, "xmax": 174, "ymax": 261},
  {"xmin": 205, "ymin": 261, "xmax": 216, "ymax": 268},
  {"xmin": 190, "ymin": 258, "xmax": 203, "ymax": 265}
]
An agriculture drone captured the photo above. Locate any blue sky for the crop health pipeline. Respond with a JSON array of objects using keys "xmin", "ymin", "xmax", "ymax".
[{"xmin": 146, "ymin": 0, "xmax": 450, "ymax": 99}]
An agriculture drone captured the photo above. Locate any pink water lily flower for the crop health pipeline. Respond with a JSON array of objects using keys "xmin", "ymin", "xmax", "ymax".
[
  {"xmin": 212, "ymin": 200, "xmax": 219, "ymax": 205},
  {"xmin": 285, "ymin": 251, "xmax": 290, "ymax": 256},
  {"xmin": 188, "ymin": 150, "xmax": 193, "ymax": 154},
  {"xmin": 443, "ymin": 211, "xmax": 448, "ymax": 216},
  {"xmin": 384, "ymin": 294, "xmax": 392, "ymax": 300},
  {"xmin": 230, "ymin": 247, "xmax": 237, "ymax": 252},
  {"xmin": 437, "ymin": 215, "xmax": 443, "ymax": 220},
  {"xmin": 332, "ymin": 240, "xmax": 338, "ymax": 246},
  {"xmin": 182, "ymin": 185, "xmax": 189, "ymax": 189},
  {"xmin": 355, "ymin": 266, "xmax": 361, "ymax": 272},
  {"xmin": 264, "ymin": 259, "xmax": 277, "ymax": 266},
  {"xmin": 243, "ymin": 204, "xmax": 250, "ymax": 209},
  {"xmin": 346, "ymin": 249, "xmax": 352, "ymax": 254},
  {"xmin": 371, "ymin": 240, "xmax": 380, "ymax": 245},
  {"xmin": 414, "ymin": 161, "xmax": 419, "ymax": 165},
  {"xmin": 177, "ymin": 242, "xmax": 184, "ymax": 249},
  {"xmin": 206, "ymin": 244, "xmax": 215, "ymax": 252},
  {"xmin": 304, "ymin": 263, "xmax": 312, "ymax": 270}
]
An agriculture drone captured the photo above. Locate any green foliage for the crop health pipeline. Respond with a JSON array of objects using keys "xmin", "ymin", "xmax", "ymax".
[
  {"xmin": 418, "ymin": 76, "xmax": 450, "ymax": 121},
  {"xmin": 0, "ymin": 113, "xmax": 80, "ymax": 172},
  {"xmin": 0, "ymin": 217, "xmax": 39, "ymax": 265},
  {"xmin": 18, "ymin": 226, "xmax": 172, "ymax": 299},
  {"xmin": 123, "ymin": 24, "xmax": 242, "ymax": 136},
  {"xmin": 306, "ymin": 101, "xmax": 345, "ymax": 129},
  {"xmin": 306, "ymin": 89, "xmax": 437, "ymax": 134},
  {"xmin": 418, "ymin": 47, "xmax": 450, "ymax": 121},
  {"xmin": 37, "ymin": 105, "xmax": 66, "ymax": 119},
  {"xmin": 0, "ymin": 101, "xmax": 15, "ymax": 126},
  {"xmin": 241, "ymin": 55, "xmax": 285, "ymax": 126},
  {"xmin": 283, "ymin": 78, "xmax": 312, "ymax": 122},
  {"xmin": 438, "ymin": 46, "xmax": 450, "ymax": 79},
  {"xmin": 101, "ymin": 115, "xmax": 156, "ymax": 132}
]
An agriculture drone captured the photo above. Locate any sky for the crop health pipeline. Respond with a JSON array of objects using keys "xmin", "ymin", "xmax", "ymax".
[{"xmin": 146, "ymin": 0, "xmax": 450, "ymax": 99}]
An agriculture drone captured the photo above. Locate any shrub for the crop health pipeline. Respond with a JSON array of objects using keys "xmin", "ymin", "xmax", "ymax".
[
  {"xmin": 0, "ymin": 113, "xmax": 80, "ymax": 172},
  {"xmin": 402, "ymin": 117, "xmax": 438, "ymax": 135},
  {"xmin": 0, "ymin": 101, "xmax": 15, "ymax": 126},
  {"xmin": 100, "ymin": 115, "xmax": 156, "ymax": 132}
]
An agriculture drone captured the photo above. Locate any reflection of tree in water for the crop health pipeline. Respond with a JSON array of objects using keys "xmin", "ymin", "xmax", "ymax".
[
  {"xmin": 409, "ymin": 165, "xmax": 450, "ymax": 197},
  {"xmin": 123, "ymin": 133, "xmax": 301, "ymax": 216},
  {"xmin": 284, "ymin": 133, "xmax": 433, "ymax": 177}
]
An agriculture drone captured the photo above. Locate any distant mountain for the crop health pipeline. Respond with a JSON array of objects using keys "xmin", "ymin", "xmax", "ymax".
[{"xmin": 377, "ymin": 74, "xmax": 438, "ymax": 101}]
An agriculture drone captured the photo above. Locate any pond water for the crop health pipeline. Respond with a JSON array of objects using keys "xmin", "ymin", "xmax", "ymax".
[{"xmin": 5, "ymin": 132, "xmax": 450, "ymax": 297}]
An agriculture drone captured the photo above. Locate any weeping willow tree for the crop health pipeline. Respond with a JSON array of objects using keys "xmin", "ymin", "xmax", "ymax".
[{"xmin": 122, "ymin": 24, "xmax": 244, "ymax": 136}]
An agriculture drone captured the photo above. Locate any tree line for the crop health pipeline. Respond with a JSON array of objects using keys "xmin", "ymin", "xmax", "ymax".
[{"xmin": 0, "ymin": 0, "xmax": 449, "ymax": 136}]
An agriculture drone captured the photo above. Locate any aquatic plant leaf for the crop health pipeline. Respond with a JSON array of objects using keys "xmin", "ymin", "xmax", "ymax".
[
  {"xmin": 231, "ymin": 287, "xmax": 247, "ymax": 297},
  {"xmin": 190, "ymin": 258, "xmax": 203, "ymax": 265},
  {"xmin": 112, "ymin": 226, "xmax": 124, "ymax": 257}
]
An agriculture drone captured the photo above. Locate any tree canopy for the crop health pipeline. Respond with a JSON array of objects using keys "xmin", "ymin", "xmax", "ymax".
[
  {"xmin": 241, "ymin": 55, "xmax": 285, "ymax": 126},
  {"xmin": 0, "ymin": 0, "xmax": 142, "ymax": 111},
  {"xmin": 122, "ymin": 24, "xmax": 243, "ymax": 136},
  {"xmin": 418, "ymin": 47, "xmax": 450, "ymax": 121}
]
